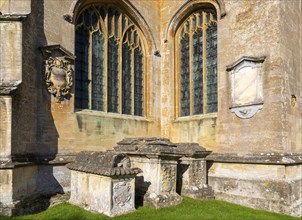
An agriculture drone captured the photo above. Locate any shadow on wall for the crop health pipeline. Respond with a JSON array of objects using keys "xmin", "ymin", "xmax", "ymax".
[
  {"xmin": 176, "ymin": 164, "xmax": 189, "ymax": 195},
  {"xmin": 10, "ymin": 0, "xmax": 64, "ymax": 215},
  {"xmin": 135, "ymin": 176, "xmax": 151, "ymax": 208}
]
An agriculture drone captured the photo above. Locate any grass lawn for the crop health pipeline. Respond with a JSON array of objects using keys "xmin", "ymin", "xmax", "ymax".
[{"xmin": 0, "ymin": 197, "xmax": 299, "ymax": 220}]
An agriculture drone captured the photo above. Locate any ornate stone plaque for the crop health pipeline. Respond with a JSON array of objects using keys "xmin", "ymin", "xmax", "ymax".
[
  {"xmin": 227, "ymin": 56, "xmax": 265, "ymax": 119},
  {"xmin": 44, "ymin": 57, "xmax": 72, "ymax": 102},
  {"xmin": 112, "ymin": 181, "xmax": 132, "ymax": 208},
  {"xmin": 40, "ymin": 44, "xmax": 75, "ymax": 102}
]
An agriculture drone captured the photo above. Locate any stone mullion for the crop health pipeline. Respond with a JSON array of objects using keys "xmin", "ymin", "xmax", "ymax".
[
  {"xmin": 131, "ymin": 33, "xmax": 135, "ymax": 115},
  {"xmin": 142, "ymin": 44, "xmax": 146, "ymax": 117},
  {"xmin": 202, "ymin": 12, "xmax": 208, "ymax": 114},
  {"xmin": 88, "ymin": 29, "xmax": 93, "ymax": 110},
  {"xmin": 189, "ymin": 17, "xmax": 194, "ymax": 116},
  {"xmin": 103, "ymin": 12, "xmax": 109, "ymax": 112},
  {"xmin": 175, "ymin": 31, "xmax": 181, "ymax": 118},
  {"xmin": 118, "ymin": 14, "xmax": 123, "ymax": 114}
]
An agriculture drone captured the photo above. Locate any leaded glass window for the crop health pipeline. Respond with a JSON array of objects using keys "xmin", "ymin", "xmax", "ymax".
[
  {"xmin": 176, "ymin": 10, "xmax": 217, "ymax": 117},
  {"xmin": 75, "ymin": 5, "xmax": 145, "ymax": 116}
]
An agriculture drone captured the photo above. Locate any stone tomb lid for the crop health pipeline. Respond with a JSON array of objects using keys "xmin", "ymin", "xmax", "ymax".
[
  {"xmin": 66, "ymin": 151, "xmax": 141, "ymax": 177},
  {"xmin": 114, "ymin": 138, "xmax": 211, "ymax": 158},
  {"xmin": 176, "ymin": 143, "xmax": 212, "ymax": 157},
  {"xmin": 114, "ymin": 138, "xmax": 179, "ymax": 156}
]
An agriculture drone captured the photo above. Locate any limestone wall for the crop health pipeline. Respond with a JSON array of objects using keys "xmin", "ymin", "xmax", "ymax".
[
  {"xmin": 216, "ymin": 0, "xmax": 283, "ymax": 153},
  {"xmin": 217, "ymin": 0, "xmax": 301, "ymax": 154},
  {"xmin": 0, "ymin": 169, "xmax": 13, "ymax": 213},
  {"xmin": 8, "ymin": 0, "xmax": 302, "ymax": 158},
  {"xmin": 279, "ymin": 0, "xmax": 302, "ymax": 154},
  {"xmin": 209, "ymin": 163, "xmax": 302, "ymax": 216},
  {"xmin": 1, "ymin": 0, "xmax": 301, "ymax": 217},
  {"xmin": 159, "ymin": 0, "xmax": 301, "ymax": 154},
  {"xmin": 5, "ymin": 0, "xmax": 161, "ymax": 157},
  {"xmin": 0, "ymin": 0, "xmax": 28, "ymax": 158},
  {"xmin": 0, "ymin": 21, "xmax": 22, "ymax": 86},
  {"xmin": 0, "ymin": 97, "xmax": 12, "ymax": 158},
  {"xmin": 160, "ymin": 0, "xmax": 220, "ymax": 151},
  {"xmin": 10, "ymin": 0, "xmax": 39, "ymax": 156}
]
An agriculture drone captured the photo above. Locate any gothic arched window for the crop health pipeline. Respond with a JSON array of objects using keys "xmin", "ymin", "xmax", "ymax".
[
  {"xmin": 175, "ymin": 10, "xmax": 217, "ymax": 117},
  {"xmin": 75, "ymin": 5, "xmax": 145, "ymax": 116}
]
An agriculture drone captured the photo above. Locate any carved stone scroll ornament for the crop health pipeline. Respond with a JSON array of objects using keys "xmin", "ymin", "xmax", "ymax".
[
  {"xmin": 44, "ymin": 57, "xmax": 73, "ymax": 102},
  {"xmin": 230, "ymin": 104, "xmax": 263, "ymax": 119}
]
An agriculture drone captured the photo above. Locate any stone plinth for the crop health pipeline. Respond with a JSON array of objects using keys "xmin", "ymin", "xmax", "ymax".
[
  {"xmin": 208, "ymin": 153, "xmax": 302, "ymax": 217},
  {"xmin": 67, "ymin": 151, "xmax": 141, "ymax": 217},
  {"xmin": 113, "ymin": 138, "xmax": 182, "ymax": 208},
  {"xmin": 176, "ymin": 143, "xmax": 214, "ymax": 199}
]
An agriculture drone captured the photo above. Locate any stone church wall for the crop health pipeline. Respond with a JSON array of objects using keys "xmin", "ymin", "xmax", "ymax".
[
  {"xmin": 160, "ymin": 0, "xmax": 220, "ymax": 151},
  {"xmin": 216, "ymin": 0, "xmax": 284, "ymax": 154},
  {"xmin": 160, "ymin": 0, "xmax": 302, "ymax": 216},
  {"xmin": 12, "ymin": 0, "xmax": 301, "ymax": 159},
  {"xmin": 36, "ymin": 0, "xmax": 162, "ymax": 156},
  {"xmin": 279, "ymin": 0, "xmax": 302, "ymax": 154},
  {"xmin": 11, "ymin": 0, "xmax": 40, "ymax": 157},
  {"xmin": 0, "ymin": 0, "xmax": 301, "ymax": 217}
]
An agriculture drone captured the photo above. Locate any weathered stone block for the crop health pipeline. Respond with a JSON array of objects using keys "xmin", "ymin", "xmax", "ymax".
[
  {"xmin": 0, "ymin": 96, "xmax": 12, "ymax": 159},
  {"xmin": 176, "ymin": 143, "xmax": 214, "ymax": 200},
  {"xmin": 69, "ymin": 171, "xmax": 136, "ymax": 217},
  {"xmin": 0, "ymin": 169, "xmax": 13, "ymax": 215},
  {"xmin": 0, "ymin": 22, "xmax": 22, "ymax": 94},
  {"xmin": 0, "ymin": 166, "xmax": 51, "ymax": 216},
  {"xmin": 0, "ymin": 0, "xmax": 31, "ymax": 15},
  {"xmin": 114, "ymin": 138, "xmax": 182, "ymax": 208},
  {"xmin": 67, "ymin": 151, "xmax": 141, "ymax": 217},
  {"xmin": 208, "ymin": 161, "xmax": 302, "ymax": 217}
]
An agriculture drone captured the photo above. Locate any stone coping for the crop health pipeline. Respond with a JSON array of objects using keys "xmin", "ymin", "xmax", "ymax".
[
  {"xmin": 117, "ymin": 137, "xmax": 176, "ymax": 146},
  {"xmin": 66, "ymin": 151, "xmax": 142, "ymax": 177},
  {"xmin": 176, "ymin": 143, "xmax": 212, "ymax": 157},
  {"xmin": 114, "ymin": 138, "xmax": 211, "ymax": 158},
  {"xmin": 0, "ymin": 154, "xmax": 76, "ymax": 169},
  {"xmin": 0, "ymin": 15, "xmax": 28, "ymax": 21},
  {"xmin": 207, "ymin": 153, "xmax": 302, "ymax": 165},
  {"xmin": 67, "ymin": 164, "xmax": 141, "ymax": 177},
  {"xmin": 114, "ymin": 138, "xmax": 179, "ymax": 156},
  {"xmin": 2, "ymin": 151, "xmax": 301, "ymax": 168},
  {"xmin": 0, "ymin": 81, "xmax": 21, "ymax": 94}
]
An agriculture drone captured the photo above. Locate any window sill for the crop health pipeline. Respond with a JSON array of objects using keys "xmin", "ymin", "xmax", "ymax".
[
  {"xmin": 75, "ymin": 109, "xmax": 152, "ymax": 122},
  {"xmin": 173, "ymin": 112, "xmax": 218, "ymax": 123}
]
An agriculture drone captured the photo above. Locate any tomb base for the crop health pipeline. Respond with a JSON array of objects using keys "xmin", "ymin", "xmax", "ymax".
[
  {"xmin": 144, "ymin": 192, "xmax": 182, "ymax": 208},
  {"xmin": 69, "ymin": 171, "xmax": 137, "ymax": 217},
  {"xmin": 67, "ymin": 151, "xmax": 141, "ymax": 217},
  {"xmin": 181, "ymin": 186, "xmax": 214, "ymax": 200},
  {"xmin": 176, "ymin": 143, "xmax": 214, "ymax": 200},
  {"xmin": 114, "ymin": 138, "xmax": 183, "ymax": 208}
]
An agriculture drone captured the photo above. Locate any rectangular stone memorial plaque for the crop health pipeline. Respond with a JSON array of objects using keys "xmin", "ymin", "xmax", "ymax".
[{"xmin": 227, "ymin": 56, "xmax": 265, "ymax": 119}]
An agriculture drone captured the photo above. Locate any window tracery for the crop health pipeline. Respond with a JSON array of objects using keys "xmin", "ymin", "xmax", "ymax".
[
  {"xmin": 176, "ymin": 10, "xmax": 217, "ymax": 117},
  {"xmin": 75, "ymin": 5, "xmax": 145, "ymax": 116}
]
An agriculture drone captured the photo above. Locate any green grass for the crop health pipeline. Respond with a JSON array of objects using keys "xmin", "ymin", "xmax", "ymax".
[{"xmin": 0, "ymin": 197, "xmax": 299, "ymax": 220}]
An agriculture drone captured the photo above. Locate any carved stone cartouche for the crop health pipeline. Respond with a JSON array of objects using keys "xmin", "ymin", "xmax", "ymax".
[{"xmin": 44, "ymin": 57, "xmax": 72, "ymax": 102}]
